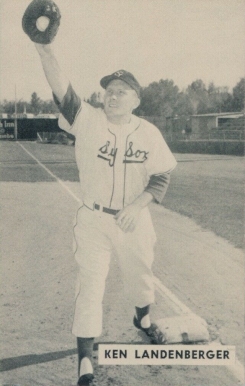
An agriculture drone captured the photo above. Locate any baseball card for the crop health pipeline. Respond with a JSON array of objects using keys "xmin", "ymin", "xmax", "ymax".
[{"xmin": 0, "ymin": 1, "xmax": 244, "ymax": 385}]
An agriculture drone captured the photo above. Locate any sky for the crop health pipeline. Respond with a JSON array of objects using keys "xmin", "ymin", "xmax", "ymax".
[{"xmin": 0, "ymin": 0, "xmax": 244, "ymax": 103}]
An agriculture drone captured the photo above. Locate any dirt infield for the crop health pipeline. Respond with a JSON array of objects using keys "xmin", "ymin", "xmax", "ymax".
[{"xmin": 0, "ymin": 141, "xmax": 244, "ymax": 386}]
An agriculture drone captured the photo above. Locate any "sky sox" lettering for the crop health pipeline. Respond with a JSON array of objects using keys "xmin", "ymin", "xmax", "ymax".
[{"xmin": 97, "ymin": 140, "xmax": 148, "ymax": 167}]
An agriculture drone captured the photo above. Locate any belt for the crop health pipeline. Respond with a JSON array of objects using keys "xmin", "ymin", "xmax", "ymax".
[{"xmin": 94, "ymin": 203, "xmax": 120, "ymax": 216}]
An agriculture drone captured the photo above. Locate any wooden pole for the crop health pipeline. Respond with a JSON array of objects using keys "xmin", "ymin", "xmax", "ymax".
[{"xmin": 14, "ymin": 84, "xmax": 18, "ymax": 140}]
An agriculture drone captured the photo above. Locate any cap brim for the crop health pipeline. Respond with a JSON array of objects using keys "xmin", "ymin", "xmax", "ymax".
[
  {"xmin": 100, "ymin": 75, "xmax": 140, "ymax": 97},
  {"xmin": 100, "ymin": 74, "xmax": 126, "ymax": 89}
]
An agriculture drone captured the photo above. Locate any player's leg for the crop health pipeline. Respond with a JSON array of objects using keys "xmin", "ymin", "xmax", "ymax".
[
  {"xmin": 118, "ymin": 239, "xmax": 155, "ymax": 330},
  {"xmin": 77, "ymin": 337, "xmax": 94, "ymax": 385},
  {"xmin": 72, "ymin": 206, "xmax": 112, "ymax": 384},
  {"xmin": 115, "ymin": 207, "xmax": 165, "ymax": 343},
  {"xmin": 116, "ymin": 207, "xmax": 156, "ymax": 307},
  {"xmin": 135, "ymin": 304, "xmax": 151, "ymax": 328}
]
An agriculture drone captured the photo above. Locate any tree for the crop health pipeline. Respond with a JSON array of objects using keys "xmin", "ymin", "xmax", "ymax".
[
  {"xmin": 41, "ymin": 99, "xmax": 59, "ymax": 114},
  {"xmin": 220, "ymin": 92, "xmax": 234, "ymax": 112},
  {"xmin": 30, "ymin": 92, "xmax": 42, "ymax": 115},
  {"xmin": 175, "ymin": 91, "xmax": 193, "ymax": 117},
  {"xmin": 2, "ymin": 100, "xmax": 15, "ymax": 115},
  {"xmin": 135, "ymin": 79, "xmax": 179, "ymax": 117},
  {"xmin": 16, "ymin": 100, "xmax": 27, "ymax": 114},
  {"xmin": 206, "ymin": 84, "xmax": 233, "ymax": 113},
  {"xmin": 1, "ymin": 78, "xmax": 242, "ymax": 119},
  {"xmin": 186, "ymin": 79, "xmax": 209, "ymax": 114},
  {"xmin": 232, "ymin": 78, "xmax": 245, "ymax": 111}
]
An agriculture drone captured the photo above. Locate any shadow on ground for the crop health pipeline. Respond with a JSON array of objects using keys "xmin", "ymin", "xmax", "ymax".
[{"xmin": 0, "ymin": 342, "xmax": 146, "ymax": 372}]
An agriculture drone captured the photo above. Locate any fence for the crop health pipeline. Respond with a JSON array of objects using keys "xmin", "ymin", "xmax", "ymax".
[
  {"xmin": 0, "ymin": 118, "xmax": 61, "ymax": 140},
  {"xmin": 164, "ymin": 130, "xmax": 245, "ymax": 142}
]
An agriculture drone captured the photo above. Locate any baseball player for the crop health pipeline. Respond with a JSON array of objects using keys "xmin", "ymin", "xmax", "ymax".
[{"xmin": 22, "ymin": 1, "xmax": 177, "ymax": 385}]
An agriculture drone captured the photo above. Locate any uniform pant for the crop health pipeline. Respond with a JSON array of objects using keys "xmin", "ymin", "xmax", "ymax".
[{"xmin": 72, "ymin": 205, "xmax": 156, "ymax": 338}]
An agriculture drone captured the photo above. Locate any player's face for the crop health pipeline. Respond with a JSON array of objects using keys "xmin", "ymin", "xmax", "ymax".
[{"xmin": 104, "ymin": 80, "xmax": 140, "ymax": 123}]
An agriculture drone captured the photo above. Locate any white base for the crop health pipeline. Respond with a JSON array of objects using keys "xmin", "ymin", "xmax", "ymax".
[{"xmin": 156, "ymin": 314, "xmax": 209, "ymax": 344}]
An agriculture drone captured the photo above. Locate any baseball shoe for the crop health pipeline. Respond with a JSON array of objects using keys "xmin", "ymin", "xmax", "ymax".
[
  {"xmin": 133, "ymin": 316, "xmax": 166, "ymax": 344},
  {"xmin": 77, "ymin": 373, "xmax": 94, "ymax": 386}
]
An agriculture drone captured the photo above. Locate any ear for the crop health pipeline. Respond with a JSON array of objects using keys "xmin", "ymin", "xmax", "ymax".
[{"xmin": 133, "ymin": 96, "xmax": 140, "ymax": 110}]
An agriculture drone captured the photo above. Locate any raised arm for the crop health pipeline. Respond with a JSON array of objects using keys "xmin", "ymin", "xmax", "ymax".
[
  {"xmin": 22, "ymin": 2, "xmax": 81, "ymax": 130},
  {"xmin": 34, "ymin": 42, "xmax": 81, "ymax": 127},
  {"xmin": 35, "ymin": 43, "xmax": 69, "ymax": 103}
]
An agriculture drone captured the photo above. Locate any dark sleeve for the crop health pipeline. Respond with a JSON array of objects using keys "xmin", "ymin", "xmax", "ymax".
[
  {"xmin": 53, "ymin": 83, "xmax": 81, "ymax": 126},
  {"xmin": 144, "ymin": 172, "xmax": 170, "ymax": 204}
]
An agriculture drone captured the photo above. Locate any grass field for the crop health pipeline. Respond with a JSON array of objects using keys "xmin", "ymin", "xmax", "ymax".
[
  {"xmin": 164, "ymin": 154, "xmax": 244, "ymax": 249},
  {"xmin": 0, "ymin": 141, "xmax": 244, "ymax": 249}
]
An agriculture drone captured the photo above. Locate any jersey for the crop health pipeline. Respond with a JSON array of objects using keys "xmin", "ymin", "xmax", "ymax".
[{"xmin": 56, "ymin": 89, "xmax": 177, "ymax": 209}]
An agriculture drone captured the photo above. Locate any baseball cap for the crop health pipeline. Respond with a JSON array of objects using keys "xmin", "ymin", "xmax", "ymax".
[{"xmin": 100, "ymin": 70, "xmax": 141, "ymax": 97}]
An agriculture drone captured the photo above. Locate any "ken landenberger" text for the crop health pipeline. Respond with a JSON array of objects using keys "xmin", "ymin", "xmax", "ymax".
[{"xmin": 104, "ymin": 348, "xmax": 230, "ymax": 360}]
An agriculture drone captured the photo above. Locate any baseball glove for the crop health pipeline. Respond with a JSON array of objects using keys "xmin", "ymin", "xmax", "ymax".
[{"xmin": 22, "ymin": 0, "xmax": 61, "ymax": 44}]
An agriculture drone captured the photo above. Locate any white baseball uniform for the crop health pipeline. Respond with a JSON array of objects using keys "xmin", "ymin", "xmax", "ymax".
[{"xmin": 54, "ymin": 84, "xmax": 177, "ymax": 337}]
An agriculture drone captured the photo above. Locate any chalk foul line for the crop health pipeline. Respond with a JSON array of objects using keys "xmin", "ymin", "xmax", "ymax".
[{"xmin": 17, "ymin": 141, "xmax": 80, "ymax": 203}]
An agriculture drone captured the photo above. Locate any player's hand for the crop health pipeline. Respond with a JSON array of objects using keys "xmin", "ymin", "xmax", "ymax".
[{"xmin": 114, "ymin": 204, "xmax": 142, "ymax": 233}]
